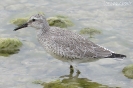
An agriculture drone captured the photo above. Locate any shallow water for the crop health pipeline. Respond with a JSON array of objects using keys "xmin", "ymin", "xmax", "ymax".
[{"xmin": 0, "ymin": 0, "xmax": 133, "ymax": 88}]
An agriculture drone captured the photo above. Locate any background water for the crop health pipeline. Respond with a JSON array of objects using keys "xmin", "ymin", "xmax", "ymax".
[{"xmin": 0, "ymin": 0, "xmax": 133, "ymax": 88}]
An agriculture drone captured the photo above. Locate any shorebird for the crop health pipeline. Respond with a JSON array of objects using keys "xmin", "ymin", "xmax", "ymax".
[{"xmin": 14, "ymin": 14, "xmax": 126, "ymax": 73}]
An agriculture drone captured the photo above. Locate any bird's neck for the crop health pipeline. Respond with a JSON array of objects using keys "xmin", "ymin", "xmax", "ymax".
[
  {"xmin": 37, "ymin": 23, "xmax": 50, "ymax": 37},
  {"xmin": 40, "ymin": 22, "xmax": 50, "ymax": 33},
  {"xmin": 42, "ymin": 21, "xmax": 50, "ymax": 32}
]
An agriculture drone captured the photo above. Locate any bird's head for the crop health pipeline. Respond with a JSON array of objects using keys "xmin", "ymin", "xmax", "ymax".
[{"xmin": 14, "ymin": 14, "xmax": 48, "ymax": 31}]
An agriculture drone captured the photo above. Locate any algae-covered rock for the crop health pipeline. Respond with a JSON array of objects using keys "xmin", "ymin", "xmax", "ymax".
[
  {"xmin": 10, "ymin": 18, "xmax": 28, "ymax": 26},
  {"xmin": 79, "ymin": 27, "xmax": 101, "ymax": 38},
  {"xmin": 0, "ymin": 38, "xmax": 22, "ymax": 56},
  {"xmin": 122, "ymin": 64, "xmax": 133, "ymax": 79},
  {"xmin": 11, "ymin": 15, "xmax": 74, "ymax": 28},
  {"xmin": 47, "ymin": 15, "xmax": 74, "ymax": 28},
  {"xmin": 33, "ymin": 78, "xmax": 109, "ymax": 88},
  {"xmin": 33, "ymin": 66, "xmax": 120, "ymax": 88}
]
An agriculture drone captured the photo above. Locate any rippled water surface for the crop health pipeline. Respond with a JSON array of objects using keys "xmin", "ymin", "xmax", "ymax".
[{"xmin": 0, "ymin": 0, "xmax": 133, "ymax": 88}]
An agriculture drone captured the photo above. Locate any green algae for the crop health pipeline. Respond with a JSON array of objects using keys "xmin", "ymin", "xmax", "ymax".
[
  {"xmin": 10, "ymin": 18, "xmax": 28, "ymax": 26},
  {"xmin": 79, "ymin": 27, "xmax": 101, "ymax": 38},
  {"xmin": 33, "ymin": 65, "xmax": 120, "ymax": 88},
  {"xmin": 122, "ymin": 64, "xmax": 133, "ymax": 79},
  {"xmin": 47, "ymin": 15, "xmax": 74, "ymax": 28},
  {"xmin": 0, "ymin": 38, "xmax": 22, "ymax": 56},
  {"xmin": 33, "ymin": 79, "xmax": 109, "ymax": 88}
]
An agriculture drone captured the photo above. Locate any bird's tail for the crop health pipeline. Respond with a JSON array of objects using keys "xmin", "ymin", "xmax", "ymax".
[{"xmin": 105, "ymin": 53, "xmax": 126, "ymax": 58}]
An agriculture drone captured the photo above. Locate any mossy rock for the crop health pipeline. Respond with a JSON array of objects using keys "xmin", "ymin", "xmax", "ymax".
[
  {"xmin": 10, "ymin": 15, "xmax": 74, "ymax": 28},
  {"xmin": 47, "ymin": 15, "xmax": 74, "ymax": 28},
  {"xmin": 10, "ymin": 18, "xmax": 28, "ymax": 27},
  {"xmin": 33, "ymin": 78, "xmax": 109, "ymax": 88},
  {"xmin": 122, "ymin": 64, "xmax": 133, "ymax": 79},
  {"xmin": 79, "ymin": 27, "xmax": 101, "ymax": 38},
  {"xmin": 0, "ymin": 38, "xmax": 22, "ymax": 56}
]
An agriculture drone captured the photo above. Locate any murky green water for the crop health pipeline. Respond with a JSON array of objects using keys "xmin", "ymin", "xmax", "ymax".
[{"xmin": 0, "ymin": 0, "xmax": 133, "ymax": 88}]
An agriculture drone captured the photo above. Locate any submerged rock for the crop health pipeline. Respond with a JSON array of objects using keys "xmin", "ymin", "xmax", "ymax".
[
  {"xmin": 33, "ymin": 78, "xmax": 109, "ymax": 88},
  {"xmin": 10, "ymin": 18, "xmax": 28, "ymax": 26},
  {"xmin": 79, "ymin": 27, "xmax": 101, "ymax": 38},
  {"xmin": 0, "ymin": 38, "xmax": 22, "ymax": 56},
  {"xmin": 47, "ymin": 15, "xmax": 74, "ymax": 28},
  {"xmin": 33, "ymin": 64, "xmax": 120, "ymax": 88},
  {"xmin": 122, "ymin": 64, "xmax": 133, "ymax": 79}
]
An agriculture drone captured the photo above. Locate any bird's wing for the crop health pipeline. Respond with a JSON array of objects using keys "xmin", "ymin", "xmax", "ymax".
[{"xmin": 48, "ymin": 29, "xmax": 113, "ymax": 59}]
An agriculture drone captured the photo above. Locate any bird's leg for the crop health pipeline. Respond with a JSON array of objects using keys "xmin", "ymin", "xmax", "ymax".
[
  {"xmin": 69, "ymin": 65, "xmax": 81, "ymax": 78},
  {"xmin": 60, "ymin": 65, "xmax": 74, "ymax": 78},
  {"xmin": 74, "ymin": 70, "xmax": 80, "ymax": 78},
  {"xmin": 69, "ymin": 65, "xmax": 74, "ymax": 78},
  {"xmin": 70, "ymin": 65, "xmax": 74, "ymax": 74},
  {"xmin": 73, "ymin": 64, "xmax": 81, "ymax": 74},
  {"xmin": 76, "ymin": 69, "xmax": 81, "ymax": 74},
  {"xmin": 72, "ymin": 65, "xmax": 81, "ymax": 78},
  {"xmin": 75, "ymin": 66, "xmax": 81, "ymax": 78}
]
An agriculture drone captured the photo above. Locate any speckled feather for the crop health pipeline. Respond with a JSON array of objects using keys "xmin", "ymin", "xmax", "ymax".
[{"xmin": 37, "ymin": 26, "xmax": 113, "ymax": 63}]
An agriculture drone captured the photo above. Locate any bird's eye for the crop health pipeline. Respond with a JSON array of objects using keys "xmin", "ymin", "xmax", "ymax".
[{"xmin": 32, "ymin": 19, "xmax": 36, "ymax": 22}]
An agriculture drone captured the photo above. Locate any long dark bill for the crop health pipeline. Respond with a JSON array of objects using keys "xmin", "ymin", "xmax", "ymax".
[{"xmin": 14, "ymin": 23, "xmax": 28, "ymax": 31}]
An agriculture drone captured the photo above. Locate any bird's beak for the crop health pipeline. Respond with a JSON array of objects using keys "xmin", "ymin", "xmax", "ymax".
[{"xmin": 14, "ymin": 23, "xmax": 28, "ymax": 31}]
